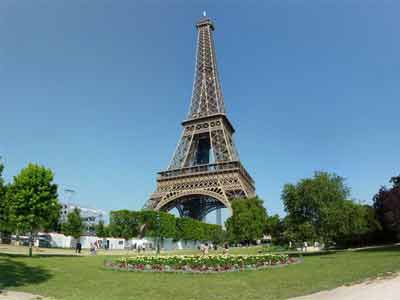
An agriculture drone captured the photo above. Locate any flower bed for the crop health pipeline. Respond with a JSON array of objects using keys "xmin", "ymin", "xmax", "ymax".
[{"xmin": 105, "ymin": 254, "xmax": 297, "ymax": 273}]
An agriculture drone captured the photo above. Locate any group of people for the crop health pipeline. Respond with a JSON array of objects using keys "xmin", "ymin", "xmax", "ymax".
[
  {"xmin": 288, "ymin": 241, "xmax": 321, "ymax": 252},
  {"xmin": 132, "ymin": 243, "xmax": 147, "ymax": 253},
  {"xmin": 74, "ymin": 241, "xmax": 102, "ymax": 255},
  {"xmin": 199, "ymin": 243, "xmax": 230, "ymax": 255}
]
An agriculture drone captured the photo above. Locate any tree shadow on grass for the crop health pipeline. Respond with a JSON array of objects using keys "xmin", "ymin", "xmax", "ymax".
[
  {"xmin": 0, "ymin": 252, "xmax": 79, "ymax": 258},
  {"xmin": 0, "ymin": 257, "xmax": 52, "ymax": 290},
  {"xmin": 287, "ymin": 250, "xmax": 339, "ymax": 258}
]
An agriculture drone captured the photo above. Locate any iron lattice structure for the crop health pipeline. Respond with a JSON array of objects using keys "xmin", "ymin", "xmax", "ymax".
[{"xmin": 145, "ymin": 17, "xmax": 255, "ymax": 220}]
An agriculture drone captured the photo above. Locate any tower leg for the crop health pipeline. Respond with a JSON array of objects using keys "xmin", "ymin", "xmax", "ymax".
[{"xmin": 216, "ymin": 208, "xmax": 222, "ymax": 226}]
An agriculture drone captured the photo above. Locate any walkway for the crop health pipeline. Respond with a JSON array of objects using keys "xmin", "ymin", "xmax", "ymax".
[{"xmin": 291, "ymin": 273, "xmax": 400, "ymax": 300}]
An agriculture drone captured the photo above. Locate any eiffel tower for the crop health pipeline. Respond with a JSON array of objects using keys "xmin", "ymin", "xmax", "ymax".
[{"xmin": 145, "ymin": 16, "xmax": 255, "ymax": 220}]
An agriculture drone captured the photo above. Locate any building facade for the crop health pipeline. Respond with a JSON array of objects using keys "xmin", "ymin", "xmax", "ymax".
[{"xmin": 60, "ymin": 203, "xmax": 106, "ymax": 235}]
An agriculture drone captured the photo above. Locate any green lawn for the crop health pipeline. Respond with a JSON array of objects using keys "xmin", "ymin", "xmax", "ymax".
[{"xmin": 0, "ymin": 246, "xmax": 399, "ymax": 300}]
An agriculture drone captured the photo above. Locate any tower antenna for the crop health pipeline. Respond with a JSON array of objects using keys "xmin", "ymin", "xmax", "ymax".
[
  {"xmin": 146, "ymin": 16, "xmax": 256, "ymax": 221},
  {"xmin": 203, "ymin": 11, "xmax": 206, "ymax": 17}
]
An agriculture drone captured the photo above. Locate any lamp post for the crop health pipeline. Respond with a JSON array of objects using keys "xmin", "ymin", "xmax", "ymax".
[{"xmin": 156, "ymin": 212, "xmax": 161, "ymax": 255}]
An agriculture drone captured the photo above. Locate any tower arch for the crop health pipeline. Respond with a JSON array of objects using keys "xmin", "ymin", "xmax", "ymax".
[{"xmin": 145, "ymin": 16, "xmax": 256, "ymax": 221}]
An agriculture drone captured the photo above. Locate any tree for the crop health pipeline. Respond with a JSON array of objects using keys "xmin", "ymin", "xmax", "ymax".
[
  {"xmin": 62, "ymin": 208, "xmax": 85, "ymax": 240},
  {"xmin": 95, "ymin": 220, "xmax": 108, "ymax": 238},
  {"xmin": 282, "ymin": 172, "xmax": 349, "ymax": 243},
  {"xmin": 283, "ymin": 221, "xmax": 317, "ymax": 245},
  {"xmin": 175, "ymin": 217, "xmax": 199, "ymax": 241},
  {"xmin": 320, "ymin": 201, "xmax": 380, "ymax": 247},
  {"xmin": 373, "ymin": 175, "xmax": 400, "ymax": 241},
  {"xmin": 0, "ymin": 161, "xmax": 11, "ymax": 242},
  {"xmin": 264, "ymin": 214, "xmax": 286, "ymax": 245},
  {"xmin": 140, "ymin": 211, "xmax": 176, "ymax": 252},
  {"xmin": 109, "ymin": 210, "xmax": 140, "ymax": 240},
  {"xmin": 283, "ymin": 171, "xmax": 380, "ymax": 246},
  {"xmin": 6, "ymin": 163, "xmax": 60, "ymax": 256},
  {"xmin": 283, "ymin": 172, "xmax": 349, "ymax": 227},
  {"xmin": 225, "ymin": 197, "xmax": 267, "ymax": 244},
  {"xmin": 205, "ymin": 223, "xmax": 225, "ymax": 245}
]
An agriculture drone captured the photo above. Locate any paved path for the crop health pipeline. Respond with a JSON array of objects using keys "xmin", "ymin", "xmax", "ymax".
[
  {"xmin": 290, "ymin": 273, "xmax": 400, "ymax": 300},
  {"xmin": 0, "ymin": 291, "xmax": 55, "ymax": 300},
  {"xmin": 0, "ymin": 291, "xmax": 41, "ymax": 300}
]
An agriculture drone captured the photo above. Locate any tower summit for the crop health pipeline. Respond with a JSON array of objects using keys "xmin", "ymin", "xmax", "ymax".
[{"xmin": 145, "ymin": 16, "xmax": 256, "ymax": 220}]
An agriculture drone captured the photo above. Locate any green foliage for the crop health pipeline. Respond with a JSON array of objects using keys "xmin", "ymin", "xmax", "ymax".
[
  {"xmin": 225, "ymin": 197, "xmax": 267, "ymax": 243},
  {"xmin": 264, "ymin": 214, "xmax": 285, "ymax": 244},
  {"xmin": 206, "ymin": 223, "xmax": 225, "ymax": 244},
  {"xmin": 282, "ymin": 172, "xmax": 349, "ymax": 227},
  {"xmin": 175, "ymin": 217, "xmax": 199, "ymax": 241},
  {"xmin": 373, "ymin": 174, "xmax": 400, "ymax": 241},
  {"xmin": 174, "ymin": 218, "xmax": 221, "ymax": 242},
  {"xmin": 6, "ymin": 163, "xmax": 60, "ymax": 234},
  {"xmin": 0, "ymin": 161, "xmax": 11, "ymax": 235},
  {"xmin": 283, "ymin": 221, "xmax": 317, "ymax": 243},
  {"xmin": 62, "ymin": 208, "xmax": 85, "ymax": 239},
  {"xmin": 109, "ymin": 210, "xmax": 176, "ymax": 240},
  {"xmin": 0, "ymin": 161, "xmax": 5, "ymax": 201},
  {"xmin": 139, "ymin": 211, "xmax": 176, "ymax": 239},
  {"xmin": 320, "ymin": 201, "xmax": 381, "ymax": 246},
  {"xmin": 283, "ymin": 171, "xmax": 381, "ymax": 246},
  {"xmin": 107, "ymin": 209, "xmax": 224, "ymax": 243},
  {"xmin": 95, "ymin": 220, "xmax": 108, "ymax": 238},
  {"xmin": 109, "ymin": 210, "xmax": 140, "ymax": 240}
]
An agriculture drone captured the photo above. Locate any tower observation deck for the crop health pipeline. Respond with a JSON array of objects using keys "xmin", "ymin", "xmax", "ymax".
[{"xmin": 145, "ymin": 17, "xmax": 256, "ymax": 220}]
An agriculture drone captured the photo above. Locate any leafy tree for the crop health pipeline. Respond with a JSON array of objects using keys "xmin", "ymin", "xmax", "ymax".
[
  {"xmin": 283, "ymin": 221, "xmax": 317, "ymax": 244},
  {"xmin": 205, "ymin": 223, "xmax": 225, "ymax": 244},
  {"xmin": 320, "ymin": 201, "xmax": 381, "ymax": 247},
  {"xmin": 282, "ymin": 172, "xmax": 349, "ymax": 243},
  {"xmin": 95, "ymin": 220, "xmax": 108, "ymax": 238},
  {"xmin": 0, "ymin": 161, "xmax": 11, "ymax": 242},
  {"xmin": 373, "ymin": 175, "xmax": 400, "ymax": 241},
  {"xmin": 176, "ymin": 217, "xmax": 199, "ymax": 241},
  {"xmin": 62, "ymin": 208, "xmax": 85, "ymax": 240},
  {"xmin": 109, "ymin": 210, "xmax": 140, "ymax": 240},
  {"xmin": 225, "ymin": 197, "xmax": 267, "ymax": 244},
  {"xmin": 107, "ymin": 209, "xmax": 224, "ymax": 246},
  {"xmin": 139, "ymin": 211, "xmax": 176, "ymax": 252},
  {"xmin": 6, "ymin": 163, "xmax": 60, "ymax": 256},
  {"xmin": 157, "ymin": 212, "xmax": 176, "ymax": 240},
  {"xmin": 283, "ymin": 171, "xmax": 381, "ymax": 246},
  {"xmin": 283, "ymin": 172, "xmax": 349, "ymax": 227},
  {"xmin": 139, "ymin": 211, "xmax": 176, "ymax": 240},
  {"xmin": 264, "ymin": 214, "xmax": 286, "ymax": 244}
]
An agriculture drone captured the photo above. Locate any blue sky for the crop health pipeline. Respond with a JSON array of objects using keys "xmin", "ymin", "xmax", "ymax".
[{"xmin": 1, "ymin": 1, "xmax": 399, "ymax": 221}]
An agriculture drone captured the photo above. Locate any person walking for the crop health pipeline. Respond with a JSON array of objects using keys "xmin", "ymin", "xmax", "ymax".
[
  {"xmin": 90, "ymin": 243, "xmax": 96, "ymax": 255},
  {"xmin": 75, "ymin": 241, "xmax": 82, "ymax": 254},
  {"xmin": 303, "ymin": 241, "xmax": 308, "ymax": 252},
  {"xmin": 223, "ymin": 243, "xmax": 229, "ymax": 255}
]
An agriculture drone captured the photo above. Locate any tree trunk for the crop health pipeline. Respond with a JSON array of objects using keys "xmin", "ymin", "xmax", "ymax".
[{"xmin": 29, "ymin": 231, "xmax": 33, "ymax": 257}]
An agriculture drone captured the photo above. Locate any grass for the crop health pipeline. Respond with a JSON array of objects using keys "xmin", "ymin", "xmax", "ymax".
[{"xmin": 0, "ymin": 245, "xmax": 399, "ymax": 300}]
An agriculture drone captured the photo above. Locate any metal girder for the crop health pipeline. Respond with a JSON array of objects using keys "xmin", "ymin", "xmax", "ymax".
[{"xmin": 145, "ymin": 17, "xmax": 256, "ymax": 221}]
